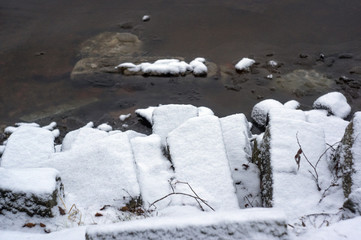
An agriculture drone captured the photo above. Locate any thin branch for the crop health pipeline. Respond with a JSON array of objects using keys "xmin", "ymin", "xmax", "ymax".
[{"xmin": 148, "ymin": 180, "xmax": 215, "ymax": 212}]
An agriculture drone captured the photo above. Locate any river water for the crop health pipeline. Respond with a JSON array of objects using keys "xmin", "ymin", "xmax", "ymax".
[{"xmin": 1, "ymin": 0, "xmax": 361, "ymax": 131}]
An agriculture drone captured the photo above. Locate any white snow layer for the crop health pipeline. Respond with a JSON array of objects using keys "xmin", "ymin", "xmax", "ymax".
[
  {"xmin": 49, "ymin": 128, "xmax": 140, "ymax": 210},
  {"xmin": 167, "ymin": 115, "xmax": 239, "ymax": 210},
  {"xmin": 0, "ymin": 125, "xmax": 55, "ymax": 168},
  {"xmin": 116, "ymin": 58, "xmax": 207, "ymax": 76},
  {"xmin": 152, "ymin": 104, "xmax": 199, "ymax": 145},
  {"xmin": 220, "ymin": 114, "xmax": 261, "ymax": 208},
  {"xmin": 313, "ymin": 92, "xmax": 351, "ymax": 119},
  {"xmin": 0, "ymin": 167, "xmax": 59, "ymax": 194},
  {"xmin": 266, "ymin": 108, "xmax": 342, "ymax": 218},
  {"xmin": 119, "ymin": 113, "xmax": 131, "ymax": 121},
  {"xmin": 96, "ymin": 123, "xmax": 113, "ymax": 132},
  {"xmin": 284, "ymin": 100, "xmax": 300, "ymax": 109},
  {"xmin": 251, "ymin": 99, "xmax": 284, "ymax": 127},
  {"xmin": 131, "ymin": 134, "xmax": 173, "ymax": 209},
  {"xmin": 135, "ymin": 106, "xmax": 156, "ymax": 124},
  {"xmin": 85, "ymin": 208, "xmax": 288, "ymax": 240},
  {"xmin": 235, "ymin": 57, "xmax": 255, "ymax": 71}
]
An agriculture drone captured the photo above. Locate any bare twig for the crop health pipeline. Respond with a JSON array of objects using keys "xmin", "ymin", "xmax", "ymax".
[
  {"xmin": 148, "ymin": 180, "xmax": 215, "ymax": 212},
  {"xmin": 296, "ymin": 132, "xmax": 321, "ymax": 191}
]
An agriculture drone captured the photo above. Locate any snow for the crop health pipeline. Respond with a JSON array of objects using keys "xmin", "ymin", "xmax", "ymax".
[
  {"xmin": 142, "ymin": 15, "xmax": 150, "ymax": 22},
  {"xmin": 235, "ymin": 57, "xmax": 255, "ymax": 71},
  {"xmin": 152, "ymin": 104, "xmax": 198, "ymax": 145},
  {"xmin": 49, "ymin": 129, "xmax": 140, "ymax": 211},
  {"xmin": 0, "ymin": 167, "xmax": 59, "ymax": 194},
  {"xmin": 135, "ymin": 106, "xmax": 156, "ymax": 124},
  {"xmin": 130, "ymin": 134, "xmax": 173, "ymax": 209},
  {"xmin": 167, "ymin": 115, "xmax": 239, "ymax": 210},
  {"xmin": 1, "ymin": 125, "xmax": 55, "ymax": 168},
  {"xmin": 0, "ymin": 227, "xmax": 86, "ymax": 240},
  {"xmin": 268, "ymin": 60, "xmax": 278, "ymax": 67},
  {"xmin": 86, "ymin": 208, "xmax": 288, "ymax": 240},
  {"xmin": 313, "ymin": 92, "xmax": 351, "ymax": 119},
  {"xmin": 267, "ymin": 74, "xmax": 273, "ymax": 79},
  {"xmin": 284, "ymin": 100, "xmax": 300, "ymax": 109},
  {"xmin": 197, "ymin": 106, "xmax": 214, "ymax": 116},
  {"xmin": 266, "ymin": 114, "xmax": 341, "ymax": 218},
  {"xmin": 119, "ymin": 113, "xmax": 131, "ymax": 121},
  {"xmin": 251, "ymin": 99, "xmax": 284, "ymax": 127},
  {"xmin": 305, "ymin": 110, "xmax": 349, "ymax": 145},
  {"xmin": 42, "ymin": 122, "xmax": 57, "ymax": 130},
  {"xmin": 189, "ymin": 57, "xmax": 207, "ymax": 76},
  {"xmin": 220, "ymin": 114, "xmax": 261, "ymax": 208},
  {"xmin": 96, "ymin": 123, "xmax": 112, "ymax": 132},
  {"xmin": 116, "ymin": 58, "xmax": 208, "ymax": 76},
  {"xmin": 297, "ymin": 216, "xmax": 361, "ymax": 240}
]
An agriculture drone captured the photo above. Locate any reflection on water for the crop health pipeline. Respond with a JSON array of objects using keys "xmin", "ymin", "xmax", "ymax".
[{"xmin": 1, "ymin": 0, "xmax": 361, "ymax": 126}]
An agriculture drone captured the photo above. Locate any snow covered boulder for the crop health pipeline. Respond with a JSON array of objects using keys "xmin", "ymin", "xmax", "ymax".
[
  {"xmin": 131, "ymin": 134, "xmax": 173, "ymax": 209},
  {"xmin": 220, "ymin": 114, "xmax": 261, "ymax": 208},
  {"xmin": 313, "ymin": 92, "xmax": 351, "ymax": 119},
  {"xmin": 334, "ymin": 112, "xmax": 361, "ymax": 197},
  {"xmin": 167, "ymin": 115, "xmax": 239, "ymax": 210},
  {"xmin": 152, "ymin": 104, "xmax": 199, "ymax": 146},
  {"xmin": 251, "ymin": 99, "xmax": 284, "ymax": 127},
  {"xmin": 0, "ymin": 168, "xmax": 63, "ymax": 217},
  {"xmin": 50, "ymin": 128, "xmax": 140, "ymax": 211},
  {"xmin": 235, "ymin": 58, "xmax": 255, "ymax": 72},
  {"xmin": 1, "ymin": 124, "xmax": 55, "ymax": 168},
  {"xmin": 85, "ymin": 208, "xmax": 288, "ymax": 240},
  {"xmin": 253, "ymin": 108, "xmax": 334, "ymax": 217}
]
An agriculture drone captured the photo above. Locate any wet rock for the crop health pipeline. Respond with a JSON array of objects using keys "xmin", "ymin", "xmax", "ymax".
[
  {"xmin": 299, "ymin": 54, "xmax": 308, "ymax": 58},
  {"xmin": 338, "ymin": 53, "xmax": 353, "ymax": 59},
  {"xmin": 79, "ymin": 32, "xmax": 142, "ymax": 58},
  {"xmin": 273, "ymin": 69, "xmax": 334, "ymax": 97},
  {"xmin": 325, "ymin": 57, "xmax": 336, "ymax": 67},
  {"xmin": 118, "ymin": 21, "xmax": 134, "ymax": 30},
  {"xmin": 350, "ymin": 66, "xmax": 361, "ymax": 75},
  {"xmin": 0, "ymin": 168, "xmax": 64, "ymax": 217}
]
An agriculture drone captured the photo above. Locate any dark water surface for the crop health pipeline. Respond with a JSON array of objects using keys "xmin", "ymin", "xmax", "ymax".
[{"xmin": 1, "ymin": 0, "xmax": 361, "ymax": 130}]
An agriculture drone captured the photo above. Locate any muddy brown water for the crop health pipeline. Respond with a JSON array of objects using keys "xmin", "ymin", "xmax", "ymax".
[{"xmin": 1, "ymin": 0, "xmax": 361, "ymax": 134}]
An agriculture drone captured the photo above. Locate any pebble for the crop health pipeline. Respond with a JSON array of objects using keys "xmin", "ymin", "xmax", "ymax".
[
  {"xmin": 338, "ymin": 53, "xmax": 353, "ymax": 59},
  {"xmin": 142, "ymin": 15, "xmax": 150, "ymax": 22}
]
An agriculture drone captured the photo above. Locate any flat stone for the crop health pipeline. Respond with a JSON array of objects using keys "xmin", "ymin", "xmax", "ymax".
[
  {"xmin": 85, "ymin": 208, "xmax": 288, "ymax": 240},
  {"xmin": 0, "ymin": 168, "xmax": 63, "ymax": 217}
]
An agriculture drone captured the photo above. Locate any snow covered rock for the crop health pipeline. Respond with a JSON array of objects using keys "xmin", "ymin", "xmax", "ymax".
[
  {"xmin": 0, "ymin": 168, "xmax": 63, "ymax": 217},
  {"xmin": 313, "ymin": 92, "xmax": 351, "ymax": 119},
  {"xmin": 220, "ymin": 114, "xmax": 261, "ymax": 208},
  {"xmin": 167, "ymin": 115, "xmax": 239, "ymax": 210},
  {"xmin": 131, "ymin": 134, "xmax": 173, "ymax": 209},
  {"xmin": 251, "ymin": 99, "xmax": 284, "ymax": 127},
  {"xmin": 85, "ymin": 208, "xmax": 288, "ymax": 240},
  {"xmin": 116, "ymin": 58, "xmax": 208, "ymax": 77},
  {"xmin": 50, "ymin": 128, "xmax": 140, "ymax": 210},
  {"xmin": 343, "ymin": 188, "xmax": 361, "ymax": 215},
  {"xmin": 334, "ymin": 112, "xmax": 361, "ymax": 197},
  {"xmin": 253, "ymin": 108, "xmax": 335, "ymax": 217},
  {"xmin": 0, "ymin": 125, "xmax": 55, "ymax": 168},
  {"xmin": 152, "ymin": 104, "xmax": 199, "ymax": 146},
  {"xmin": 284, "ymin": 100, "xmax": 300, "ymax": 109},
  {"xmin": 235, "ymin": 58, "xmax": 255, "ymax": 72}
]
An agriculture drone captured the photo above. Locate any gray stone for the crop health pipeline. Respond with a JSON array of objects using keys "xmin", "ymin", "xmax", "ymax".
[
  {"xmin": 85, "ymin": 209, "xmax": 288, "ymax": 240},
  {"xmin": 0, "ymin": 168, "xmax": 64, "ymax": 217},
  {"xmin": 333, "ymin": 112, "xmax": 361, "ymax": 198},
  {"xmin": 343, "ymin": 188, "xmax": 361, "ymax": 215}
]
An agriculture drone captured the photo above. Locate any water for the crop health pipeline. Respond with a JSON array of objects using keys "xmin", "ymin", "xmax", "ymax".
[{"xmin": 1, "ymin": 0, "xmax": 361, "ymax": 129}]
